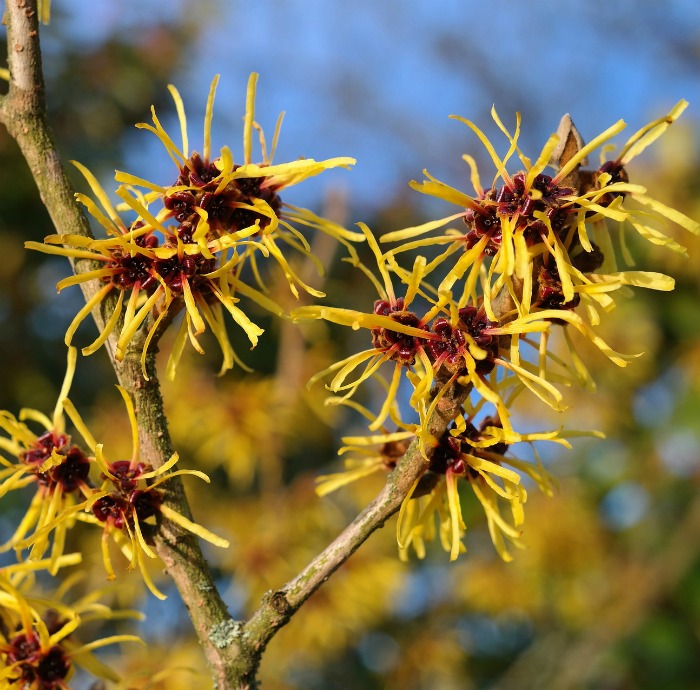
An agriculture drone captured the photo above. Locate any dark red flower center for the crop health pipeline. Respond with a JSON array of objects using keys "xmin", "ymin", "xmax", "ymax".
[
  {"xmin": 111, "ymin": 253, "xmax": 156, "ymax": 290},
  {"xmin": 427, "ymin": 318, "xmax": 468, "ymax": 374},
  {"xmin": 428, "ymin": 435, "xmax": 466, "ymax": 475},
  {"xmin": 457, "ymin": 306, "xmax": 498, "ymax": 375},
  {"xmin": 47, "ymin": 446, "xmax": 90, "ymax": 493},
  {"xmin": 21, "ymin": 431, "xmax": 68, "ymax": 467},
  {"xmin": 464, "ymin": 172, "xmax": 574, "ymax": 254},
  {"xmin": 3, "ymin": 633, "xmax": 70, "ymax": 690},
  {"xmin": 92, "ymin": 480, "xmax": 162, "ymax": 530},
  {"xmin": 371, "ymin": 299, "xmax": 426, "ymax": 366},
  {"xmin": 92, "ymin": 493, "xmax": 130, "ymax": 529},
  {"xmin": 464, "ymin": 416, "xmax": 510, "ymax": 457},
  {"xmin": 20, "ymin": 433, "xmax": 90, "ymax": 494},
  {"xmin": 228, "ymin": 167, "xmax": 282, "ymax": 234},
  {"xmin": 428, "ymin": 417, "xmax": 509, "ymax": 478},
  {"xmin": 535, "ymin": 265, "xmax": 581, "ymax": 318},
  {"xmin": 107, "ymin": 460, "xmax": 149, "ymax": 492}
]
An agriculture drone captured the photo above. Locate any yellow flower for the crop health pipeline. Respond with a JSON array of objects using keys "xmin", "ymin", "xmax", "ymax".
[
  {"xmin": 7, "ymin": 380, "xmax": 229, "ymax": 600},
  {"xmin": 315, "ymin": 398, "xmax": 417, "ymax": 496},
  {"xmin": 0, "ymin": 348, "xmax": 90, "ymax": 572},
  {"xmin": 294, "ymin": 224, "xmax": 568, "ymax": 447},
  {"xmin": 115, "ymin": 73, "xmax": 362, "ymax": 298},
  {"xmin": 28, "ymin": 75, "xmax": 365, "ymax": 379},
  {"xmin": 384, "ymin": 103, "xmax": 697, "ymax": 325},
  {"xmin": 397, "ymin": 412, "xmax": 571, "ymax": 562},
  {"xmin": 315, "ymin": 397, "xmax": 597, "ymax": 563},
  {"xmin": 0, "ymin": 567, "xmax": 141, "ymax": 688},
  {"xmin": 27, "ymin": 163, "xmax": 269, "ymax": 379},
  {"xmin": 293, "ymin": 223, "xmax": 444, "ymax": 437},
  {"xmin": 557, "ymin": 100, "xmax": 699, "ymax": 267},
  {"xmin": 376, "ymin": 103, "xmax": 697, "ymax": 415},
  {"xmin": 59, "ymin": 387, "xmax": 229, "ymax": 600}
]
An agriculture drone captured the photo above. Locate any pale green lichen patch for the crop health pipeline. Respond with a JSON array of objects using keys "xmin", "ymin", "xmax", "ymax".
[{"xmin": 209, "ymin": 619, "xmax": 242, "ymax": 649}]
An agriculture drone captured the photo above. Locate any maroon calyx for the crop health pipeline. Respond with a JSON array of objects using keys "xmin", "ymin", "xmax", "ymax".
[
  {"xmin": 152, "ymin": 250, "xmax": 217, "ymax": 295},
  {"xmin": 464, "ymin": 415, "xmax": 510, "ymax": 457},
  {"xmin": 21, "ymin": 430, "xmax": 69, "ymax": 467},
  {"xmin": 3, "ymin": 632, "xmax": 70, "ymax": 690},
  {"xmin": 427, "ymin": 318, "xmax": 468, "ymax": 375},
  {"xmin": 371, "ymin": 298, "xmax": 427, "ymax": 366},
  {"xmin": 465, "ymin": 172, "xmax": 575, "ymax": 253},
  {"xmin": 227, "ymin": 167, "xmax": 282, "ymax": 234},
  {"xmin": 595, "ymin": 160, "xmax": 629, "ymax": 206},
  {"xmin": 107, "ymin": 460, "xmax": 150, "ymax": 493},
  {"xmin": 535, "ymin": 265, "xmax": 580, "ymax": 321},
  {"xmin": 20, "ymin": 432, "xmax": 90, "ymax": 494},
  {"xmin": 457, "ymin": 306, "xmax": 499, "ymax": 375},
  {"xmin": 178, "ymin": 152, "xmax": 221, "ymax": 189},
  {"xmin": 110, "ymin": 252, "xmax": 156, "ymax": 291},
  {"xmin": 427, "ymin": 416, "xmax": 510, "ymax": 482},
  {"xmin": 164, "ymin": 190, "xmax": 197, "ymax": 223},
  {"xmin": 91, "ymin": 493, "xmax": 130, "ymax": 529},
  {"xmin": 428, "ymin": 434, "xmax": 466, "ymax": 476},
  {"xmin": 91, "ymin": 458, "xmax": 163, "ymax": 533},
  {"xmin": 48, "ymin": 446, "xmax": 90, "ymax": 493}
]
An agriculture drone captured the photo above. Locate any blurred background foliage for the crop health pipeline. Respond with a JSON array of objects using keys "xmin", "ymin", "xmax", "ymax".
[{"xmin": 1, "ymin": 1, "xmax": 699, "ymax": 689}]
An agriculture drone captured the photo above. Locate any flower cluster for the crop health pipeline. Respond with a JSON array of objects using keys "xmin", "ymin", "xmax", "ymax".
[
  {"xmin": 297, "ymin": 103, "xmax": 698, "ymax": 559},
  {"xmin": 27, "ymin": 74, "xmax": 359, "ymax": 378},
  {"xmin": 0, "ymin": 349, "xmax": 228, "ymax": 600},
  {"xmin": 1, "ymin": 348, "xmax": 89, "ymax": 571},
  {"xmin": 0, "ymin": 562, "xmax": 141, "ymax": 689}
]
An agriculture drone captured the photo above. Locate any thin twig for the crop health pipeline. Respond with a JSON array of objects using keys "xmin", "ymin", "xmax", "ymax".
[{"xmin": 231, "ymin": 378, "xmax": 471, "ymax": 685}]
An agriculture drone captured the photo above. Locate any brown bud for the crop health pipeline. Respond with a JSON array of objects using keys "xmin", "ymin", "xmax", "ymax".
[{"xmin": 550, "ymin": 114, "xmax": 587, "ymax": 191}]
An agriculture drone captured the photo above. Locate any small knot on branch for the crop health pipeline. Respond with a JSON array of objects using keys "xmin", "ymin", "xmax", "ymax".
[{"xmin": 271, "ymin": 591, "xmax": 292, "ymax": 616}]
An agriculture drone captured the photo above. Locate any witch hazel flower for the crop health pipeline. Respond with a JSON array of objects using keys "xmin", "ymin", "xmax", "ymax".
[
  {"xmin": 0, "ymin": 568, "xmax": 141, "ymax": 689},
  {"xmin": 314, "ymin": 396, "xmax": 417, "ymax": 497},
  {"xmin": 376, "ymin": 102, "xmax": 699, "ymax": 414},
  {"xmin": 114, "ymin": 72, "xmax": 362, "ymax": 298},
  {"xmin": 292, "ymin": 223, "xmax": 456, "ymax": 440},
  {"xmin": 26, "ymin": 163, "xmax": 268, "ymax": 379},
  {"xmin": 294, "ymin": 223, "xmax": 574, "ymax": 460},
  {"xmin": 309, "ymin": 104, "xmax": 693, "ymax": 565},
  {"xmin": 66, "ymin": 387, "xmax": 228, "ymax": 600},
  {"xmin": 395, "ymin": 411, "xmax": 603, "ymax": 562},
  {"xmin": 27, "ymin": 74, "xmax": 361, "ymax": 379},
  {"xmin": 384, "ymin": 101, "xmax": 698, "ymax": 324},
  {"xmin": 314, "ymin": 396, "xmax": 594, "ymax": 562},
  {"xmin": 0, "ymin": 348, "xmax": 91, "ymax": 572},
  {"xmin": 8, "ymin": 383, "xmax": 228, "ymax": 600}
]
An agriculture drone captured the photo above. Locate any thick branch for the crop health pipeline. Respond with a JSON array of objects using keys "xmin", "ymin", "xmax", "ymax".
[
  {"xmin": 118, "ymin": 342, "xmax": 242, "ymax": 687},
  {"xmin": 1, "ymin": 2, "xmax": 92, "ymax": 238},
  {"xmin": 0, "ymin": 4, "xmax": 239, "ymax": 686}
]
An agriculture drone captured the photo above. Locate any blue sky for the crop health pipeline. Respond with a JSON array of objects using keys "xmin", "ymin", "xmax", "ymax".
[{"xmin": 56, "ymin": 0, "xmax": 700, "ymax": 214}]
